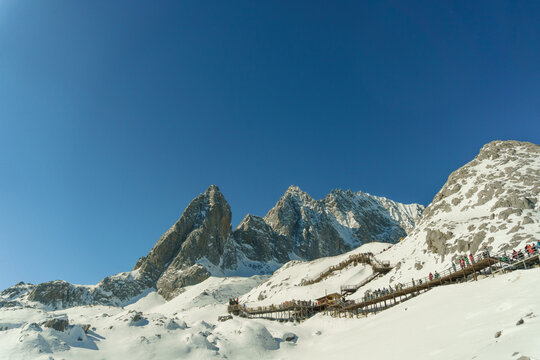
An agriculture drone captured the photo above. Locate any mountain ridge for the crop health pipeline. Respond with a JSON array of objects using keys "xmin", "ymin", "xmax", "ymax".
[{"xmin": 2, "ymin": 184, "xmax": 423, "ymax": 307}]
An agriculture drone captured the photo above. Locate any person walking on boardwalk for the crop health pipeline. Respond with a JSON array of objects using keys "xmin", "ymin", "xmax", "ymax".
[
  {"xmin": 429, "ymin": 272, "xmax": 433, "ymax": 281},
  {"xmin": 469, "ymin": 253, "xmax": 474, "ymax": 264},
  {"xmin": 459, "ymin": 258, "xmax": 465, "ymax": 269},
  {"xmin": 513, "ymin": 250, "xmax": 518, "ymax": 261},
  {"xmin": 464, "ymin": 256, "xmax": 470, "ymax": 267},
  {"xmin": 435, "ymin": 271, "xmax": 440, "ymax": 279},
  {"xmin": 452, "ymin": 262, "xmax": 457, "ymax": 273}
]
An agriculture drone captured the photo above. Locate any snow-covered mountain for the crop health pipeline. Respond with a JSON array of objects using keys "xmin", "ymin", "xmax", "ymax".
[
  {"xmin": 224, "ymin": 186, "xmax": 423, "ymax": 276},
  {"xmin": 238, "ymin": 140, "xmax": 540, "ymax": 305},
  {"xmin": 1, "ymin": 140, "xmax": 540, "ymax": 360},
  {"xmin": 263, "ymin": 186, "xmax": 423, "ymax": 257},
  {"xmin": 366, "ymin": 140, "xmax": 540, "ymax": 291},
  {"xmin": 2, "ymin": 184, "xmax": 422, "ymax": 307}
]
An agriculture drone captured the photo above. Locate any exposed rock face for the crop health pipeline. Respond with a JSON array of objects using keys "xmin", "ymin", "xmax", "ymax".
[
  {"xmin": 43, "ymin": 317, "xmax": 69, "ymax": 332},
  {"xmin": 26, "ymin": 271, "xmax": 149, "ymax": 309},
  {"xmin": 156, "ymin": 264, "xmax": 211, "ymax": 300},
  {"xmin": 134, "ymin": 185, "xmax": 231, "ymax": 300},
  {"xmin": 263, "ymin": 186, "xmax": 423, "ymax": 259},
  {"xmin": 378, "ymin": 140, "xmax": 540, "ymax": 283},
  {"xmin": 134, "ymin": 185, "xmax": 231, "ymax": 278},
  {"xmin": 221, "ymin": 187, "xmax": 422, "ymax": 275},
  {"xmin": 221, "ymin": 215, "xmax": 290, "ymax": 274}
]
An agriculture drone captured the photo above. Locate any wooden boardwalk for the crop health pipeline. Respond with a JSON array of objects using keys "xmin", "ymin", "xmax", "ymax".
[
  {"xmin": 339, "ymin": 257, "xmax": 500, "ymax": 316},
  {"xmin": 338, "ymin": 252, "xmax": 540, "ymax": 317},
  {"xmin": 228, "ymin": 250, "xmax": 540, "ymax": 322},
  {"xmin": 228, "ymin": 302, "xmax": 324, "ymax": 321},
  {"xmin": 301, "ymin": 252, "xmax": 393, "ymax": 287}
]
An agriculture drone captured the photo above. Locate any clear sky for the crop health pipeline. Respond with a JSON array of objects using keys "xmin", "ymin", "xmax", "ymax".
[{"xmin": 1, "ymin": 1, "xmax": 538, "ymax": 290}]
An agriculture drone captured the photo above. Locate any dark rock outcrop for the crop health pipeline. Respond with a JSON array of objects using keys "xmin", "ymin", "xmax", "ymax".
[
  {"xmin": 134, "ymin": 185, "xmax": 231, "ymax": 299},
  {"xmin": 43, "ymin": 317, "xmax": 69, "ymax": 332},
  {"xmin": 263, "ymin": 186, "xmax": 423, "ymax": 259}
]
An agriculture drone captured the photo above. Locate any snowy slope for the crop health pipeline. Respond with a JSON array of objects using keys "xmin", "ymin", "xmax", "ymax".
[
  {"xmin": 1, "ymin": 268, "xmax": 539, "ymax": 360},
  {"xmin": 240, "ymin": 242, "xmax": 390, "ymax": 306}
]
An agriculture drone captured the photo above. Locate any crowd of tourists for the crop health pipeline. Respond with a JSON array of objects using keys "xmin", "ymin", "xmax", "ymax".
[
  {"xmin": 363, "ymin": 284, "xmax": 404, "ymax": 301},
  {"xmin": 501, "ymin": 241, "xmax": 540, "ymax": 262},
  {"xmin": 228, "ymin": 297, "xmax": 239, "ymax": 305},
  {"xmin": 254, "ymin": 299, "xmax": 317, "ymax": 312},
  {"xmin": 362, "ymin": 241, "xmax": 540, "ymax": 304}
]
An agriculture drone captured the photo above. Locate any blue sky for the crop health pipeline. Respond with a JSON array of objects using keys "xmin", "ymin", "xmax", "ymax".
[{"xmin": 0, "ymin": 1, "xmax": 538, "ymax": 290}]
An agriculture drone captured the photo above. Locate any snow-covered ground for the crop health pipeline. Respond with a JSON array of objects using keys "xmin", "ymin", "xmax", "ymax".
[
  {"xmin": 241, "ymin": 242, "xmax": 390, "ymax": 306},
  {"xmin": 2, "ymin": 262, "xmax": 539, "ymax": 360}
]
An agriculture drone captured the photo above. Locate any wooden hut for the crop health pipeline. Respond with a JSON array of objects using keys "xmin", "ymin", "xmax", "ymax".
[{"xmin": 316, "ymin": 293, "xmax": 342, "ymax": 307}]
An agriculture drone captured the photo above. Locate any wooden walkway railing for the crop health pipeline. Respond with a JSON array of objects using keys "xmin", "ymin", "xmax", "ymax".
[
  {"xmin": 228, "ymin": 302, "xmax": 324, "ymax": 321},
  {"xmin": 228, "ymin": 246, "xmax": 540, "ymax": 322},
  {"xmin": 301, "ymin": 252, "xmax": 393, "ymax": 287},
  {"xmin": 341, "ymin": 272, "xmax": 380, "ymax": 296}
]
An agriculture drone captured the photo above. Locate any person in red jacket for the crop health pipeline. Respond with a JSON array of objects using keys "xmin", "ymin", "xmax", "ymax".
[
  {"xmin": 429, "ymin": 272, "xmax": 433, "ymax": 281},
  {"xmin": 469, "ymin": 254, "xmax": 474, "ymax": 264}
]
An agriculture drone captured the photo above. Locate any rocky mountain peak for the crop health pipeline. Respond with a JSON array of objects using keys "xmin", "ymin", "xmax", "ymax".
[
  {"xmin": 380, "ymin": 140, "xmax": 540, "ymax": 285},
  {"xmin": 6, "ymin": 183, "xmax": 424, "ymax": 307},
  {"xmin": 422, "ymin": 140, "xmax": 539, "ymax": 223},
  {"xmin": 285, "ymin": 185, "xmax": 303, "ymax": 194},
  {"xmin": 262, "ymin": 185, "xmax": 424, "ymax": 261},
  {"xmin": 237, "ymin": 214, "xmax": 265, "ymax": 228},
  {"xmin": 206, "ymin": 184, "xmax": 221, "ymax": 192},
  {"xmin": 132, "ymin": 185, "xmax": 232, "ymax": 299},
  {"xmin": 476, "ymin": 140, "xmax": 537, "ymax": 160},
  {"xmin": 205, "ymin": 184, "xmax": 225, "ymax": 204},
  {"xmin": 282, "ymin": 185, "xmax": 315, "ymax": 204}
]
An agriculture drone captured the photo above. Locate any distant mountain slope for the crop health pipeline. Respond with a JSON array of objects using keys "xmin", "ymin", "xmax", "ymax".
[{"xmin": 261, "ymin": 186, "xmax": 422, "ymax": 259}]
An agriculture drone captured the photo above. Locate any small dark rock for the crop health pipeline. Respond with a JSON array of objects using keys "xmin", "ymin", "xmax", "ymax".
[
  {"xmin": 43, "ymin": 317, "xmax": 69, "ymax": 332},
  {"xmin": 218, "ymin": 315, "xmax": 233, "ymax": 322},
  {"xmin": 516, "ymin": 318, "xmax": 524, "ymax": 326},
  {"xmin": 82, "ymin": 324, "xmax": 91, "ymax": 333},
  {"xmin": 494, "ymin": 331, "xmax": 502, "ymax": 338},
  {"xmin": 283, "ymin": 332, "xmax": 298, "ymax": 342}
]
